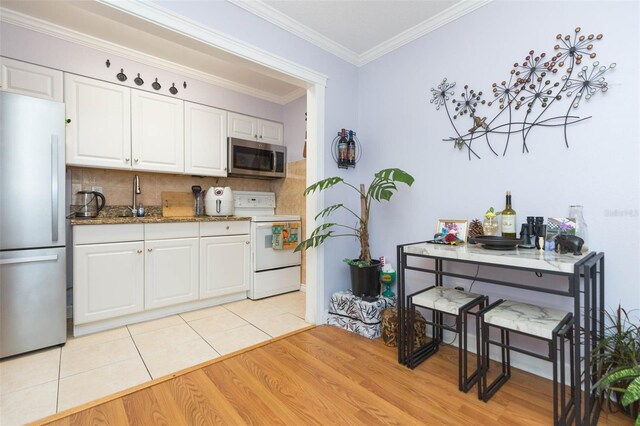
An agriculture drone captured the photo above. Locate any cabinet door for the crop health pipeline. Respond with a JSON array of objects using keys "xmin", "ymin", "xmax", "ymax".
[
  {"xmin": 65, "ymin": 74, "xmax": 131, "ymax": 169},
  {"xmin": 200, "ymin": 235, "xmax": 250, "ymax": 299},
  {"xmin": 185, "ymin": 102, "xmax": 227, "ymax": 177},
  {"xmin": 228, "ymin": 112, "xmax": 257, "ymax": 141},
  {"xmin": 258, "ymin": 119, "xmax": 284, "ymax": 145},
  {"xmin": 145, "ymin": 238, "xmax": 199, "ymax": 310},
  {"xmin": 1, "ymin": 57, "xmax": 63, "ymax": 102},
  {"xmin": 131, "ymin": 90, "xmax": 184, "ymax": 173},
  {"xmin": 74, "ymin": 241, "xmax": 143, "ymax": 324}
]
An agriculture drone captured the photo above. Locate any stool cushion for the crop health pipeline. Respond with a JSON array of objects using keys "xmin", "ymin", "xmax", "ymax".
[
  {"xmin": 412, "ymin": 287, "xmax": 483, "ymax": 315},
  {"xmin": 484, "ymin": 300, "xmax": 569, "ymax": 339}
]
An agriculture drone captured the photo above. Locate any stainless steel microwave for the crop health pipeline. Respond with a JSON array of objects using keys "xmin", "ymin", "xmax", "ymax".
[{"xmin": 228, "ymin": 137, "xmax": 286, "ymax": 179}]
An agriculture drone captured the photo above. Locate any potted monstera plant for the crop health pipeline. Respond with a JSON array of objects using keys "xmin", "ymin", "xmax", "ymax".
[{"xmin": 295, "ymin": 168, "xmax": 414, "ymax": 298}]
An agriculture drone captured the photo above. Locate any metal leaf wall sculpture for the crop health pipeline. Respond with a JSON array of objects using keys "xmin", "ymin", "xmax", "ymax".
[{"xmin": 430, "ymin": 27, "xmax": 616, "ymax": 160}]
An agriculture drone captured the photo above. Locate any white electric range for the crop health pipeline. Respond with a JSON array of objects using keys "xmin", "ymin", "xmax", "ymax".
[{"xmin": 234, "ymin": 191, "xmax": 301, "ymax": 299}]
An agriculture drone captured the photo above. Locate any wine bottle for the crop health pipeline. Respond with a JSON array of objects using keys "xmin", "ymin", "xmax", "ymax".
[
  {"xmin": 338, "ymin": 129, "xmax": 348, "ymax": 168},
  {"xmin": 501, "ymin": 191, "xmax": 517, "ymax": 238},
  {"xmin": 347, "ymin": 130, "xmax": 356, "ymax": 166}
]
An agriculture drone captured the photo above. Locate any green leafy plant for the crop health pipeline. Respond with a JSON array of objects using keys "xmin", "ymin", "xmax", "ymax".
[
  {"xmin": 600, "ymin": 366, "xmax": 640, "ymax": 426},
  {"xmin": 592, "ymin": 305, "xmax": 640, "ymax": 421},
  {"xmin": 295, "ymin": 168, "xmax": 414, "ymax": 264}
]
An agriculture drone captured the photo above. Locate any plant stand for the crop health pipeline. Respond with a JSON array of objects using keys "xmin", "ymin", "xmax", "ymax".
[{"xmin": 327, "ymin": 290, "xmax": 395, "ymax": 339}]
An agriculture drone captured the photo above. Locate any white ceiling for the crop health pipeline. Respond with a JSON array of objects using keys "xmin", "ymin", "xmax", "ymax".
[
  {"xmin": 0, "ymin": 0, "xmax": 490, "ymax": 102},
  {"xmin": 230, "ymin": 0, "xmax": 491, "ymax": 65}
]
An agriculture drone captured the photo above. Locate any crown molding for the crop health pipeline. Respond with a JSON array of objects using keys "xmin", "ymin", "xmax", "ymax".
[
  {"xmin": 358, "ymin": 0, "xmax": 493, "ymax": 66},
  {"xmin": 280, "ymin": 87, "xmax": 308, "ymax": 104},
  {"xmin": 228, "ymin": 0, "xmax": 360, "ymax": 66},
  {"xmin": 229, "ymin": 0, "xmax": 492, "ymax": 67},
  {"xmin": 99, "ymin": 0, "xmax": 327, "ymax": 86}
]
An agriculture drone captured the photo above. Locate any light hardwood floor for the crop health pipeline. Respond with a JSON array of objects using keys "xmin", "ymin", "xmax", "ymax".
[{"xmin": 37, "ymin": 325, "xmax": 631, "ymax": 425}]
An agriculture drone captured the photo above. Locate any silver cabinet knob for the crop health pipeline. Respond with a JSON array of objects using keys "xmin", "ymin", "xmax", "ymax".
[
  {"xmin": 125, "ymin": 158, "xmax": 130, "ymax": 162},
  {"xmin": 137, "ymin": 250, "xmax": 142, "ymax": 253},
  {"xmin": 254, "ymin": 134, "xmax": 258, "ymax": 138},
  {"xmin": 245, "ymin": 241, "xmax": 250, "ymax": 244},
  {"xmin": 134, "ymin": 158, "xmax": 139, "ymax": 163},
  {"xmin": 259, "ymin": 135, "xmax": 263, "ymax": 139},
  {"xmin": 226, "ymin": 226, "xmax": 230, "ymax": 230},
  {"xmin": 147, "ymin": 248, "xmax": 152, "ymax": 252}
]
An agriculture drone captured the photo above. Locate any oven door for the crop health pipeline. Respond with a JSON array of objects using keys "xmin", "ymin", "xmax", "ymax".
[{"xmin": 253, "ymin": 222, "xmax": 301, "ymax": 271}]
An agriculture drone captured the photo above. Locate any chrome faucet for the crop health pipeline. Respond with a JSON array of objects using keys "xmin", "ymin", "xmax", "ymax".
[{"xmin": 132, "ymin": 175, "xmax": 141, "ymax": 216}]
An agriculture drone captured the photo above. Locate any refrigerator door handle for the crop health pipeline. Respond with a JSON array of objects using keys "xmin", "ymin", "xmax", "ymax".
[
  {"xmin": 0, "ymin": 254, "xmax": 58, "ymax": 265},
  {"xmin": 51, "ymin": 136, "xmax": 59, "ymax": 242}
]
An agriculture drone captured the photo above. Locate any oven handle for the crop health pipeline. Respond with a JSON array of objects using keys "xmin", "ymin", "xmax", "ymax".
[{"xmin": 255, "ymin": 222, "xmax": 300, "ymax": 230}]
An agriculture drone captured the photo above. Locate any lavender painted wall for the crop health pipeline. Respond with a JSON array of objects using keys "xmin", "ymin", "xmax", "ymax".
[
  {"xmin": 358, "ymin": 0, "xmax": 640, "ymax": 321},
  {"xmin": 283, "ymin": 95, "xmax": 307, "ymax": 163},
  {"xmin": 0, "ymin": 23, "xmax": 284, "ymax": 121}
]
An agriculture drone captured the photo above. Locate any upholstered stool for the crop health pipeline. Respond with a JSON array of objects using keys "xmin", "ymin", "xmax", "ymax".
[
  {"xmin": 407, "ymin": 286, "xmax": 487, "ymax": 392},
  {"xmin": 478, "ymin": 300, "xmax": 574, "ymax": 426}
]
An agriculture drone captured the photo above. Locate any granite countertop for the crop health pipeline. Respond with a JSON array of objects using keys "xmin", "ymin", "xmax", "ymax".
[
  {"xmin": 403, "ymin": 242, "xmax": 589, "ymax": 274},
  {"xmin": 69, "ymin": 206, "xmax": 250, "ymax": 225},
  {"xmin": 70, "ymin": 215, "xmax": 251, "ymax": 226}
]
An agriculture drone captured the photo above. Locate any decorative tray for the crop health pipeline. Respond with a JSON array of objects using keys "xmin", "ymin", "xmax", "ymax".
[{"xmin": 473, "ymin": 236, "xmax": 523, "ymax": 250}]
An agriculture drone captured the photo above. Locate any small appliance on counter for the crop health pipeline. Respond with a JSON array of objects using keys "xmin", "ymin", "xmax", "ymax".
[
  {"xmin": 74, "ymin": 190, "xmax": 105, "ymax": 218},
  {"xmin": 204, "ymin": 186, "xmax": 234, "ymax": 216}
]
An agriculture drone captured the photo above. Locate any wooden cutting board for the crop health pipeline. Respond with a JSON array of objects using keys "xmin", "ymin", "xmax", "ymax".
[{"xmin": 161, "ymin": 192, "xmax": 194, "ymax": 217}]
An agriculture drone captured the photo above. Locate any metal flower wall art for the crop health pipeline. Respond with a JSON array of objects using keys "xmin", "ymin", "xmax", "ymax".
[{"xmin": 430, "ymin": 27, "xmax": 616, "ymax": 160}]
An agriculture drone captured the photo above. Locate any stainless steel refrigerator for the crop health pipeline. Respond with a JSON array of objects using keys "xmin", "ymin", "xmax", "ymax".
[{"xmin": 1, "ymin": 92, "xmax": 67, "ymax": 358}]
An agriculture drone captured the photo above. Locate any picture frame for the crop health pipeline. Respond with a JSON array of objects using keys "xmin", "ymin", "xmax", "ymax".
[{"xmin": 434, "ymin": 219, "xmax": 468, "ymax": 245}]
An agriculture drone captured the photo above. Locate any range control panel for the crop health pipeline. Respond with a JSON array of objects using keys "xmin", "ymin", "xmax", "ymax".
[{"xmin": 233, "ymin": 191, "xmax": 276, "ymax": 209}]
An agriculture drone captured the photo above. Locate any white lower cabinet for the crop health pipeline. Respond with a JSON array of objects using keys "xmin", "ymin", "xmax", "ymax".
[
  {"xmin": 73, "ymin": 221, "xmax": 250, "ymax": 332},
  {"xmin": 145, "ymin": 237, "xmax": 199, "ymax": 310},
  {"xmin": 200, "ymin": 235, "xmax": 250, "ymax": 299},
  {"xmin": 74, "ymin": 241, "xmax": 144, "ymax": 324}
]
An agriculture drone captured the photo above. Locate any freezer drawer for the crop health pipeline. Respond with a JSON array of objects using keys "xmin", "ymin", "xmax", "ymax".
[{"xmin": 1, "ymin": 247, "xmax": 66, "ymax": 358}]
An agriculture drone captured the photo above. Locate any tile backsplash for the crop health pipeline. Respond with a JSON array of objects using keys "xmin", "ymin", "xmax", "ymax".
[{"xmin": 68, "ymin": 167, "xmax": 272, "ymax": 207}]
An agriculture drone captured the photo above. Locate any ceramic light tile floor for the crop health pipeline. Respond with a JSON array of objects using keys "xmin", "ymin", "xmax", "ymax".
[{"xmin": 0, "ymin": 291, "xmax": 307, "ymax": 426}]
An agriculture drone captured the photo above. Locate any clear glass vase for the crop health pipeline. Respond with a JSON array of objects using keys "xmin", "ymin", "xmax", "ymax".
[
  {"xmin": 568, "ymin": 205, "xmax": 589, "ymax": 252},
  {"xmin": 483, "ymin": 216, "xmax": 499, "ymax": 236}
]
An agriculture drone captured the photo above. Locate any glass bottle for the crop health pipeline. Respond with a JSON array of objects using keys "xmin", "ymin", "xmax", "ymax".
[
  {"xmin": 568, "ymin": 205, "xmax": 589, "ymax": 252},
  {"xmin": 501, "ymin": 191, "xmax": 517, "ymax": 238},
  {"xmin": 338, "ymin": 129, "xmax": 348, "ymax": 168},
  {"xmin": 347, "ymin": 130, "xmax": 356, "ymax": 166}
]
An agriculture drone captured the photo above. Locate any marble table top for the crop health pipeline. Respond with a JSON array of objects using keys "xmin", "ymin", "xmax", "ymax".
[{"xmin": 403, "ymin": 242, "xmax": 588, "ymax": 274}]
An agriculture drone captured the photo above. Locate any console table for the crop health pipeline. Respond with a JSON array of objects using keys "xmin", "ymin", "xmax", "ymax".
[{"xmin": 396, "ymin": 241, "xmax": 605, "ymax": 426}]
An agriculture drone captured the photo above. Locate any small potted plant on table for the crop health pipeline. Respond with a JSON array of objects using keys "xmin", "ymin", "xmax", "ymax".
[{"xmin": 295, "ymin": 168, "xmax": 414, "ymax": 298}]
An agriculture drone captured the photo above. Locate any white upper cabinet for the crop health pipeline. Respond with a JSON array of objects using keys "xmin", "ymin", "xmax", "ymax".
[
  {"xmin": 228, "ymin": 112, "xmax": 283, "ymax": 145},
  {"xmin": 65, "ymin": 74, "xmax": 132, "ymax": 169},
  {"xmin": 184, "ymin": 102, "xmax": 227, "ymax": 177},
  {"xmin": 257, "ymin": 119, "xmax": 284, "ymax": 145},
  {"xmin": 1, "ymin": 57, "xmax": 63, "ymax": 102},
  {"xmin": 131, "ymin": 90, "xmax": 184, "ymax": 173}
]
